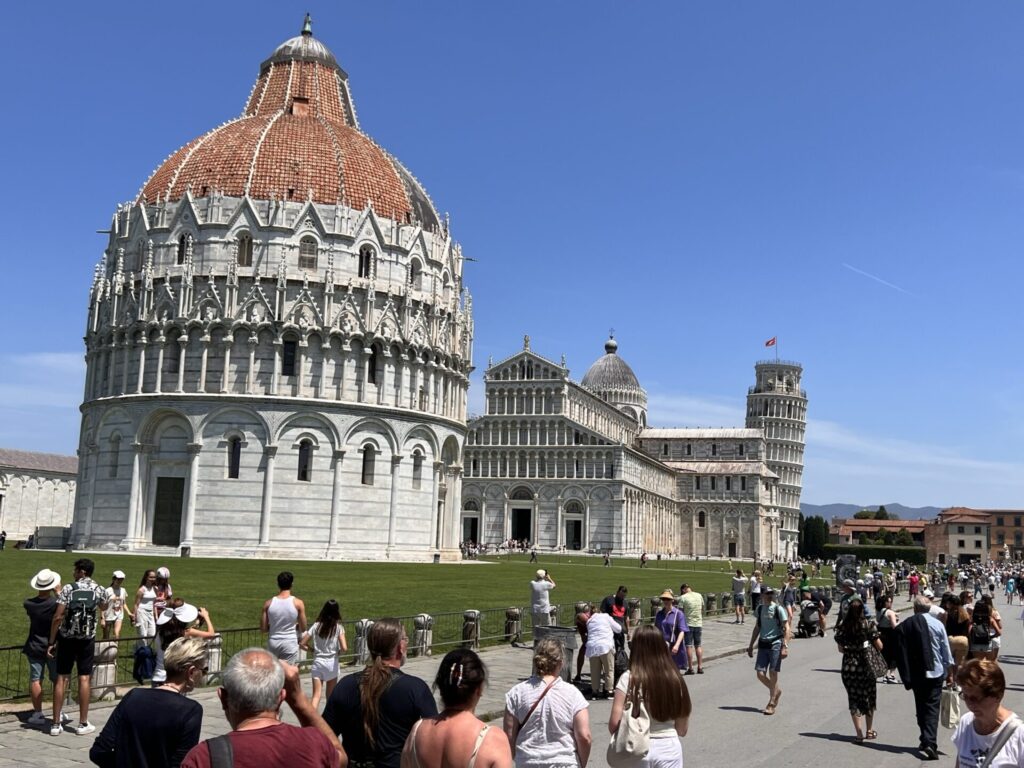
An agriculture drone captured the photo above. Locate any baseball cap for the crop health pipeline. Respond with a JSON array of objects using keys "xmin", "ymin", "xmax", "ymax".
[
  {"xmin": 842, "ymin": 578, "xmax": 856, "ymax": 588},
  {"xmin": 112, "ymin": 570, "xmax": 126, "ymax": 579},
  {"xmin": 156, "ymin": 566, "xmax": 170, "ymax": 579}
]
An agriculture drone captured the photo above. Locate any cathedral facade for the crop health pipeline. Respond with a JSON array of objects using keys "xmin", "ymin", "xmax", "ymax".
[
  {"xmin": 71, "ymin": 19, "xmax": 472, "ymax": 560},
  {"xmin": 461, "ymin": 338, "xmax": 806, "ymax": 559}
]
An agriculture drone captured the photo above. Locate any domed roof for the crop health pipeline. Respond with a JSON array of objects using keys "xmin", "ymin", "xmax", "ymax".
[
  {"xmin": 581, "ymin": 337, "xmax": 642, "ymax": 392},
  {"xmin": 138, "ymin": 16, "xmax": 440, "ymax": 230}
]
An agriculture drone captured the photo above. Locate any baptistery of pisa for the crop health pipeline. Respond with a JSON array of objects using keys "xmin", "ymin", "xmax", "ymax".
[{"xmin": 72, "ymin": 18, "xmax": 471, "ymax": 560}]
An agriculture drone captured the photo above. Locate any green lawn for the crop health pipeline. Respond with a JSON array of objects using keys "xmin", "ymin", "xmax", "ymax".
[{"xmin": 1, "ymin": 549, "xmax": 829, "ymax": 649}]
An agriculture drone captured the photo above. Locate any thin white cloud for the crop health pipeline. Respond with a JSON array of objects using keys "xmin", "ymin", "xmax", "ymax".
[
  {"xmin": 842, "ymin": 262, "xmax": 915, "ymax": 296},
  {"xmin": 646, "ymin": 392, "xmax": 745, "ymax": 428}
]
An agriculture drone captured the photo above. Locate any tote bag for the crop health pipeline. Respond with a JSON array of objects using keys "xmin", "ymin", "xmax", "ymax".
[
  {"xmin": 606, "ymin": 698, "xmax": 651, "ymax": 767},
  {"xmin": 940, "ymin": 687, "xmax": 961, "ymax": 729}
]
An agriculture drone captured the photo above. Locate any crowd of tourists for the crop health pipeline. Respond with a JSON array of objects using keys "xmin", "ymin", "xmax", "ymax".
[{"xmin": 19, "ymin": 557, "xmax": 1024, "ymax": 767}]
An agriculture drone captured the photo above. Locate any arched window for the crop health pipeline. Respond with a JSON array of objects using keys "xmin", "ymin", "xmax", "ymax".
[
  {"xmin": 358, "ymin": 245, "xmax": 375, "ymax": 279},
  {"xmin": 368, "ymin": 345, "xmax": 380, "ymax": 385},
  {"xmin": 176, "ymin": 234, "xmax": 189, "ymax": 265},
  {"xmin": 297, "ymin": 439, "xmax": 313, "ymax": 482},
  {"xmin": 412, "ymin": 450, "xmax": 424, "ymax": 489},
  {"xmin": 282, "ymin": 338, "xmax": 298, "ymax": 376},
  {"xmin": 299, "ymin": 237, "xmax": 318, "ymax": 270},
  {"xmin": 227, "ymin": 437, "xmax": 242, "ymax": 479},
  {"xmin": 237, "ymin": 233, "xmax": 253, "ymax": 267},
  {"xmin": 361, "ymin": 445, "xmax": 376, "ymax": 485},
  {"xmin": 698, "ymin": 510, "xmax": 706, "ymax": 528},
  {"xmin": 409, "ymin": 260, "xmax": 423, "ymax": 291},
  {"xmin": 109, "ymin": 435, "xmax": 121, "ymax": 479}
]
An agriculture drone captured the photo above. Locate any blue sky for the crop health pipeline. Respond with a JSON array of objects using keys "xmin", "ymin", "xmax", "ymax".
[{"xmin": 2, "ymin": 3, "xmax": 1023, "ymax": 508}]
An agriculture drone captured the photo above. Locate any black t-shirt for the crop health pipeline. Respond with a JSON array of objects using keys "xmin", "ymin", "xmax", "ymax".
[
  {"xmin": 322, "ymin": 668, "xmax": 437, "ymax": 768},
  {"xmin": 23, "ymin": 596, "xmax": 56, "ymax": 657},
  {"xmin": 89, "ymin": 687, "xmax": 203, "ymax": 768}
]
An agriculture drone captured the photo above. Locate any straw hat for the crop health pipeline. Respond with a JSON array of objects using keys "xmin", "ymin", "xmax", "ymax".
[
  {"xmin": 30, "ymin": 569, "xmax": 59, "ymax": 591},
  {"xmin": 659, "ymin": 589, "xmax": 675, "ymax": 600}
]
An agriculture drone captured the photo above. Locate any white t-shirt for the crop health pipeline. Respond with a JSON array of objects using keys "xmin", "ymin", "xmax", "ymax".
[
  {"xmin": 505, "ymin": 677, "xmax": 587, "ymax": 768},
  {"xmin": 952, "ymin": 713, "xmax": 1024, "ymax": 768},
  {"xmin": 306, "ymin": 621, "xmax": 345, "ymax": 659},
  {"xmin": 530, "ymin": 580, "xmax": 554, "ymax": 612},
  {"xmin": 615, "ymin": 671, "xmax": 679, "ymax": 739},
  {"xmin": 103, "ymin": 586, "xmax": 128, "ymax": 621},
  {"xmin": 750, "ymin": 576, "xmax": 761, "ymax": 594}
]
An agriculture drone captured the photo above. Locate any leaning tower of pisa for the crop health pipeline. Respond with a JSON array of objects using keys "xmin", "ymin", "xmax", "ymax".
[{"xmin": 745, "ymin": 360, "xmax": 807, "ymax": 559}]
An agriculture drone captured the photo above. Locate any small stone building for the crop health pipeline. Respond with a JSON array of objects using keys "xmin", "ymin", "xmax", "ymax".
[{"xmin": 0, "ymin": 449, "xmax": 78, "ymax": 543}]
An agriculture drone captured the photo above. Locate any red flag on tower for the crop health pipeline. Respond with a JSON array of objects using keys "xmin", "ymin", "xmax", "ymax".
[{"xmin": 765, "ymin": 337, "xmax": 777, "ymax": 348}]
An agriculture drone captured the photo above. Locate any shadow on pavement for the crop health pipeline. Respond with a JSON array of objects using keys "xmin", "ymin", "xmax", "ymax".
[
  {"xmin": 718, "ymin": 705, "xmax": 765, "ymax": 713},
  {"xmin": 799, "ymin": 731, "xmax": 921, "ymax": 755}
]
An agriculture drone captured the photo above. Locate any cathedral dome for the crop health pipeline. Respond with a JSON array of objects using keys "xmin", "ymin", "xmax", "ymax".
[
  {"xmin": 581, "ymin": 337, "xmax": 642, "ymax": 392},
  {"xmin": 138, "ymin": 16, "xmax": 440, "ymax": 230}
]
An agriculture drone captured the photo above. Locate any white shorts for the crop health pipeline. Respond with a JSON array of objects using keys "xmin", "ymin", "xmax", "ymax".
[
  {"xmin": 268, "ymin": 641, "xmax": 300, "ymax": 665},
  {"xmin": 311, "ymin": 657, "xmax": 339, "ymax": 682},
  {"xmin": 637, "ymin": 735, "xmax": 683, "ymax": 768}
]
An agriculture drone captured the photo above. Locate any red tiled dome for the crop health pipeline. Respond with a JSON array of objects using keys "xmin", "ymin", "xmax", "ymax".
[{"xmin": 139, "ymin": 18, "xmax": 439, "ymax": 229}]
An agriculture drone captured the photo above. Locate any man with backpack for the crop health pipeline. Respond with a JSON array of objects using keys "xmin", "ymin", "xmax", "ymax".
[
  {"xmin": 745, "ymin": 585, "xmax": 790, "ymax": 715},
  {"xmin": 47, "ymin": 558, "xmax": 108, "ymax": 736}
]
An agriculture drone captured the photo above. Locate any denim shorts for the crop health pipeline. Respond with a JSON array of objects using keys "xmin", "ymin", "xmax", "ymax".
[
  {"xmin": 755, "ymin": 639, "xmax": 783, "ymax": 673},
  {"xmin": 28, "ymin": 657, "xmax": 57, "ymax": 683},
  {"xmin": 685, "ymin": 626, "xmax": 703, "ymax": 647}
]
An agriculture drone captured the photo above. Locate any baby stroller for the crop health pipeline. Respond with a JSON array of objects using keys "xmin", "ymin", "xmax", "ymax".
[{"xmin": 795, "ymin": 600, "xmax": 821, "ymax": 638}]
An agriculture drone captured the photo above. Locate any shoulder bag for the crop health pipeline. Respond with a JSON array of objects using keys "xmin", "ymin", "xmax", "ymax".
[
  {"xmin": 518, "ymin": 676, "xmax": 557, "ymax": 730},
  {"xmin": 980, "ymin": 718, "xmax": 1019, "ymax": 768},
  {"xmin": 606, "ymin": 696, "xmax": 651, "ymax": 767},
  {"xmin": 939, "ymin": 686, "xmax": 960, "ymax": 729}
]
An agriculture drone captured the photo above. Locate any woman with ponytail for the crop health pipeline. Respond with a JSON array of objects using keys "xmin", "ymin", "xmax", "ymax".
[
  {"xmin": 323, "ymin": 618, "xmax": 437, "ymax": 768},
  {"xmin": 401, "ymin": 648, "xmax": 512, "ymax": 768}
]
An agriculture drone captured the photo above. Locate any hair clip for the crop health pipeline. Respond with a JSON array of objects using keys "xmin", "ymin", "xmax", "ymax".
[{"xmin": 449, "ymin": 662, "xmax": 464, "ymax": 687}]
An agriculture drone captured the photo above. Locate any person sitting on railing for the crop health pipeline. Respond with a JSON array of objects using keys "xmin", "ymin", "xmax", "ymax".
[
  {"xmin": 323, "ymin": 618, "xmax": 436, "ymax": 768},
  {"xmin": 402, "ymin": 648, "xmax": 512, "ymax": 768},
  {"xmin": 181, "ymin": 648, "xmax": 346, "ymax": 768},
  {"xmin": 89, "ymin": 636, "xmax": 206, "ymax": 768}
]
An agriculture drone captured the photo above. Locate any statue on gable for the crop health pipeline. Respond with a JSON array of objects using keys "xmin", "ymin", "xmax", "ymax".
[{"xmin": 204, "ymin": 305, "xmax": 217, "ymax": 322}]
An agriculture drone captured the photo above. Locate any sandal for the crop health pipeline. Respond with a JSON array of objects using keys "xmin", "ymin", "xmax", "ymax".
[
  {"xmin": 853, "ymin": 735, "xmax": 865, "ymax": 744},
  {"xmin": 866, "ymin": 730, "xmax": 877, "ymax": 740},
  {"xmin": 763, "ymin": 703, "xmax": 776, "ymax": 716}
]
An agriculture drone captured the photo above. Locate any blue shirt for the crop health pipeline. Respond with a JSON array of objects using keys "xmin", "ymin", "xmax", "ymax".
[{"xmin": 922, "ymin": 612, "xmax": 954, "ymax": 679}]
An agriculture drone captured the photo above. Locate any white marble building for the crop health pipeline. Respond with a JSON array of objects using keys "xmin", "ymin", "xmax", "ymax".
[
  {"xmin": 0, "ymin": 449, "xmax": 78, "ymax": 542},
  {"xmin": 71, "ymin": 18, "xmax": 472, "ymax": 560},
  {"xmin": 462, "ymin": 338, "xmax": 807, "ymax": 559}
]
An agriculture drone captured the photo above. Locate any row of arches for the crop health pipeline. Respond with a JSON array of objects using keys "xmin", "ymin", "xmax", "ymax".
[
  {"xmin": 467, "ymin": 421, "xmax": 609, "ymax": 448},
  {"xmin": 465, "ymin": 449, "xmax": 616, "ymax": 480}
]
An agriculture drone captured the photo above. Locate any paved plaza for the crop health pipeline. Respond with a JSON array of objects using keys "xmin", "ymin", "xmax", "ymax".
[{"xmin": 1, "ymin": 602, "xmax": 1022, "ymax": 767}]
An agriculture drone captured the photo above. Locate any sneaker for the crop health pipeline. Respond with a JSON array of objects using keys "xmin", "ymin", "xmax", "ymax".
[
  {"xmin": 26, "ymin": 711, "xmax": 46, "ymax": 726},
  {"xmin": 60, "ymin": 711, "xmax": 72, "ymax": 724},
  {"xmin": 50, "ymin": 723, "xmax": 62, "ymax": 737},
  {"xmin": 74, "ymin": 722, "xmax": 96, "ymax": 736}
]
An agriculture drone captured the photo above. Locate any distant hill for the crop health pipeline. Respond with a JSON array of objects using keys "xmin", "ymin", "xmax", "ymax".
[{"xmin": 800, "ymin": 502, "xmax": 942, "ymax": 524}]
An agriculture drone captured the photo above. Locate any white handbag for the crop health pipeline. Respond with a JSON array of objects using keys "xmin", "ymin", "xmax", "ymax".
[{"xmin": 606, "ymin": 697, "xmax": 651, "ymax": 767}]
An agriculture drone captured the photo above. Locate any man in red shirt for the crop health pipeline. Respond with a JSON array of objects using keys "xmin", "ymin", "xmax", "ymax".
[{"xmin": 181, "ymin": 648, "xmax": 346, "ymax": 768}]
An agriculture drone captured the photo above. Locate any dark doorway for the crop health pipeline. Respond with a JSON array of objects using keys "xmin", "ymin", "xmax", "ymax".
[
  {"xmin": 462, "ymin": 516, "xmax": 479, "ymax": 544},
  {"xmin": 565, "ymin": 520, "xmax": 582, "ymax": 550},
  {"xmin": 152, "ymin": 477, "xmax": 184, "ymax": 547},
  {"xmin": 511, "ymin": 508, "xmax": 532, "ymax": 542},
  {"xmin": 728, "ymin": 542, "xmax": 737, "ymax": 558}
]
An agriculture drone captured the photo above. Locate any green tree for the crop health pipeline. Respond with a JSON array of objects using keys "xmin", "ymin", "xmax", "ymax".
[
  {"xmin": 858, "ymin": 532, "xmax": 870, "ymax": 545},
  {"xmin": 875, "ymin": 505, "xmax": 889, "ymax": 520},
  {"xmin": 854, "ymin": 509, "xmax": 876, "ymax": 519},
  {"xmin": 894, "ymin": 528, "xmax": 914, "ymax": 546},
  {"xmin": 880, "ymin": 528, "xmax": 895, "ymax": 546},
  {"xmin": 799, "ymin": 515, "xmax": 828, "ymax": 559}
]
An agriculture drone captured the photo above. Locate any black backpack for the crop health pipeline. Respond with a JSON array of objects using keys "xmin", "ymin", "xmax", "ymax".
[{"xmin": 971, "ymin": 605, "xmax": 991, "ymax": 644}]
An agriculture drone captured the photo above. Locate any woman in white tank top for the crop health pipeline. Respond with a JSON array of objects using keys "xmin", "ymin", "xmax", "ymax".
[{"xmin": 132, "ymin": 569, "xmax": 158, "ymax": 644}]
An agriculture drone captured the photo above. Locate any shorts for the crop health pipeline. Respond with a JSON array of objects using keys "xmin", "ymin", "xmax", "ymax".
[
  {"xmin": 685, "ymin": 627, "xmax": 702, "ymax": 647},
  {"xmin": 267, "ymin": 641, "xmax": 300, "ymax": 665},
  {"xmin": 28, "ymin": 657, "xmax": 57, "ymax": 683},
  {"xmin": 311, "ymin": 657, "xmax": 340, "ymax": 682},
  {"xmin": 55, "ymin": 637, "xmax": 96, "ymax": 677},
  {"xmin": 734, "ymin": 594, "xmax": 745, "ymax": 607},
  {"xmin": 755, "ymin": 640, "xmax": 783, "ymax": 673}
]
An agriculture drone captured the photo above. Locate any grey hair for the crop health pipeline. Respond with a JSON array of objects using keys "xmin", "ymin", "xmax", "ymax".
[
  {"xmin": 222, "ymin": 647, "xmax": 284, "ymax": 715},
  {"xmin": 913, "ymin": 596, "xmax": 932, "ymax": 613},
  {"xmin": 163, "ymin": 637, "xmax": 208, "ymax": 679}
]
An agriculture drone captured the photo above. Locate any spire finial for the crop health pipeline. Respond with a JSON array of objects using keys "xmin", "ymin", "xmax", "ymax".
[{"xmin": 301, "ymin": 13, "xmax": 313, "ymax": 36}]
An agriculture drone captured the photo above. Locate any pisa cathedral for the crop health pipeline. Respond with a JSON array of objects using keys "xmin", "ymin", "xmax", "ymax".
[
  {"xmin": 69, "ymin": 19, "xmax": 807, "ymax": 561},
  {"xmin": 462, "ymin": 338, "xmax": 806, "ymax": 560}
]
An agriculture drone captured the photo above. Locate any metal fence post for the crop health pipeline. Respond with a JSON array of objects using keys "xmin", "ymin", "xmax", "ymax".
[
  {"xmin": 412, "ymin": 613, "xmax": 433, "ymax": 657},
  {"xmin": 355, "ymin": 619, "xmax": 375, "ymax": 665},
  {"xmin": 462, "ymin": 610, "xmax": 480, "ymax": 649}
]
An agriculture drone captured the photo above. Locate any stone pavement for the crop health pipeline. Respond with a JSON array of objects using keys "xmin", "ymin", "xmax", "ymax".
[{"xmin": 0, "ymin": 607, "xmax": 872, "ymax": 767}]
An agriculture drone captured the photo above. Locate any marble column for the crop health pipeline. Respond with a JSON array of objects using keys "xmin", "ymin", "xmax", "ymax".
[
  {"xmin": 386, "ymin": 454, "xmax": 404, "ymax": 556},
  {"xmin": 123, "ymin": 442, "xmax": 143, "ymax": 547},
  {"xmin": 430, "ymin": 461, "xmax": 443, "ymax": 550},
  {"xmin": 259, "ymin": 446, "xmax": 277, "ymax": 545},
  {"xmin": 328, "ymin": 450, "xmax": 345, "ymax": 547},
  {"xmin": 180, "ymin": 443, "xmax": 202, "ymax": 550}
]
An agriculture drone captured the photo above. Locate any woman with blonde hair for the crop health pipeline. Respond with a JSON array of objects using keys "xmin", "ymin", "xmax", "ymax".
[
  {"xmin": 323, "ymin": 618, "xmax": 437, "ymax": 768},
  {"xmin": 608, "ymin": 624, "xmax": 691, "ymax": 767},
  {"xmin": 503, "ymin": 637, "xmax": 591, "ymax": 768},
  {"xmin": 402, "ymin": 648, "xmax": 511, "ymax": 768}
]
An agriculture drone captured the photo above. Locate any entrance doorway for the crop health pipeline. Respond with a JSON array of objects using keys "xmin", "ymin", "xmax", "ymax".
[
  {"xmin": 565, "ymin": 520, "xmax": 582, "ymax": 550},
  {"xmin": 462, "ymin": 516, "xmax": 479, "ymax": 544},
  {"xmin": 511, "ymin": 508, "xmax": 532, "ymax": 543},
  {"xmin": 728, "ymin": 541, "xmax": 737, "ymax": 558},
  {"xmin": 152, "ymin": 477, "xmax": 184, "ymax": 547}
]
